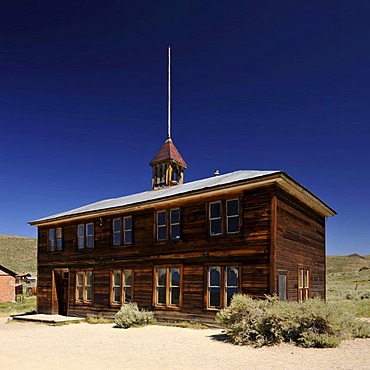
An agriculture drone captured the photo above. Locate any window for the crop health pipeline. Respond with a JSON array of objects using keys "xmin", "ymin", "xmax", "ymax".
[
  {"xmin": 111, "ymin": 269, "xmax": 133, "ymax": 305},
  {"xmin": 48, "ymin": 227, "xmax": 63, "ymax": 252},
  {"xmin": 124, "ymin": 217, "xmax": 132, "ymax": 244},
  {"xmin": 278, "ymin": 271, "xmax": 287, "ymax": 301},
  {"xmin": 207, "ymin": 266, "xmax": 240, "ymax": 309},
  {"xmin": 226, "ymin": 199, "xmax": 239, "ymax": 234},
  {"xmin": 209, "ymin": 199, "xmax": 240, "ymax": 236},
  {"xmin": 210, "ymin": 202, "xmax": 222, "ymax": 235},
  {"xmin": 77, "ymin": 223, "xmax": 94, "ymax": 249},
  {"xmin": 156, "ymin": 209, "xmax": 181, "ymax": 241},
  {"xmin": 112, "ymin": 216, "xmax": 133, "ymax": 246},
  {"xmin": 157, "ymin": 211, "xmax": 167, "ymax": 241},
  {"xmin": 170, "ymin": 209, "xmax": 180, "ymax": 239},
  {"xmin": 298, "ymin": 268, "xmax": 310, "ymax": 302},
  {"xmin": 113, "ymin": 219, "xmax": 121, "ymax": 246},
  {"xmin": 154, "ymin": 266, "xmax": 182, "ymax": 307},
  {"xmin": 75, "ymin": 270, "xmax": 93, "ymax": 303}
]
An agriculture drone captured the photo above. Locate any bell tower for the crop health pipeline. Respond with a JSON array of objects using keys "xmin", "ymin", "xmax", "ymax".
[{"xmin": 150, "ymin": 47, "xmax": 187, "ymax": 189}]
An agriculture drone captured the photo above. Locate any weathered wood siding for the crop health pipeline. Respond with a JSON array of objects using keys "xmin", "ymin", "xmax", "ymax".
[
  {"xmin": 274, "ymin": 186, "xmax": 326, "ymax": 300},
  {"xmin": 38, "ymin": 186, "xmax": 274, "ymax": 317}
]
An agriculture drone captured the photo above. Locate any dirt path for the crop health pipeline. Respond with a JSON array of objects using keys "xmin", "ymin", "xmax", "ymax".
[{"xmin": 0, "ymin": 319, "xmax": 369, "ymax": 370}]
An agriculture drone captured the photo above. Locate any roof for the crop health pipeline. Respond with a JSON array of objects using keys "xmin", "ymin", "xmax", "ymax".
[
  {"xmin": 0, "ymin": 265, "xmax": 17, "ymax": 277},
  {"xmin": 29, "ymin": 169, "xmax": 336, "ymax": 225},
  {"xmin": 149, "ymin": 138, "xmax": 187, "ymax": 168}
]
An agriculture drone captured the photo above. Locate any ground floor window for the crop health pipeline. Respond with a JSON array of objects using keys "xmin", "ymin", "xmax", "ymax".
[
  {"xmin": 207, "ymin": 266, "xmax": 240, "ymax": 309},
  {"xmin": 277, "ymin": 270, "xmax": 287, "ymax": 301},
  {"xmin": 75, "ymin": 270, "xmax": 93, "ymax": 303},
  {"xmin": 154, "ymin": 266, "xmax": 182, "ymax": 308},
  {"xmin": 298, "ymin": 268, "xmax": 310, "ymax": 302},
  {"xmin": 111, "ymin": 269, "xmax": 133, "ymax": 305}
]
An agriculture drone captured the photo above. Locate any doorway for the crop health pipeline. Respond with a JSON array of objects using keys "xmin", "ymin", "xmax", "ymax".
[{"xmin": 52, "ymin": 269, "xmax": 69, "ymax": 315}]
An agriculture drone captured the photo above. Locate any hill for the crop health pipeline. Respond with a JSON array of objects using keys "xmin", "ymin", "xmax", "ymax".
[
  {"xmin": 326, "ymin": 254, "xmax": 370, "ymax": 300},
  {"xmin": 0, "ymin": 235, "xmax": 37, "ymax": 276}
]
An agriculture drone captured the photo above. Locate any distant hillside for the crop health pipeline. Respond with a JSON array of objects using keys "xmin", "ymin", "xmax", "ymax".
[
  {"xmin": 326, "ymin": 254, "xmax": 370, "ymax": 300},
  {"xmin": 0, "ymin": 235, "xmax": 37, "ymax": 276}
]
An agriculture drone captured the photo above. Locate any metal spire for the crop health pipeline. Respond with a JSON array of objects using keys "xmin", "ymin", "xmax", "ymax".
[{"xmin": 167, "ymin": 46, "xmax": 171, "ymax": 139}]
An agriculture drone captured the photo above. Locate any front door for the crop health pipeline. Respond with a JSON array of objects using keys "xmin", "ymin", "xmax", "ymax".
[{"xmin": 52, "ymin": 269, "xmax": 69, "ymax": 315}]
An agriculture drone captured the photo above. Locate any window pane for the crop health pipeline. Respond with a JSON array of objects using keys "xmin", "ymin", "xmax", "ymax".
[
  {"xmin": 157, "ymin": 287, "xmax": 166, "ymax": 305},
  {"xmin": 210, "ymin": 288, "xmax": 220, "ymax": 307},
  {"xmin": 157, "ymin": 211, "xmax": 166, "ymax": 226},
  {"xmin": 78, "ymin": 225, "xmax": 84, "ymax": 237},
  {"xmin": 158, "ymin": 226, "xmax": 166, "ymax": 241},
  {"xmin": 56, "ymin": 227, "xmax": 62, "ymax": 239},
  {"xmin": 124, "ymin": 287, "xmax": 132, "ymax": 303},
  {"xmin": 124, "ymin": 230, "xmax": 132, "ymax": 244},
  {"xmin": 77, "ymin": 272, "xmax": 84, "ymax": 285},
  {"xmin": 114, "ymin": 233, "xmax": 121, "ymax": 246},
  {"xmin": 170, "ymin": 209, "xmax": 179, "ymax": 224},
  {"xmin": 157, "ymin": 268, "xmax": 166, "ymax": 286},
  {"xmin": 298, "ymin": 270, "xmax": 303, "ymax": 288},
  {"xmin": 171, "ymin": 268, "xmax": 180, "ymax": 286},
  {"xmin": 210, "ymin": 219, "xmax": 222, "ymax": 235},
  {"xmin": 304, "ymin": 270, "xmax": 309, "ymax": 288},
  {"xmin": 226, "ymin": 288, "xmax": 238, "ymax": 306},
  {"xmin": 113, "ymin": 219, "xmax": 121, "ymax": 232},
  {"xmin": 209, "ymin": 267, "xmax": 220, "ymax": 287},
  {"xmin": 113, "ymin": 270, "xmax": 121, "ymax": 286},
  {"xmin": 86, "ymin": 286, "xmax": 93, "ymax": 301},
  {"xmin": 171, "ymin": 224, "xmax": 180, "ymax": 239},
  {"xmin": 87, "ymin": 236, "xmax": 93, "ymax": 248},
  {"xmin": 113, "ymin": 287, "xmax": 121, "ymax": 303},
  {"xmin": 210, "ymin": 203, "xmax": 221, "ymax": 218},
  {"xmin": 86, "ymin": 271, "xmax": 92, "ymax": 285},
  {"xmin": 124, "ymin": 217, "xmax": 132, "ymax": 230},
  {"xmin": 77, "ymin": 286, "xmax": 83, "ymax": 301},
  {"xmin": 227, "ymin": 217, "xmax": 239, "ymax": 233},
  {"xmin": 226, "ymin": 267, "xmax": 239, "ymax": 287},
  {"xmin": 171, "ymin": 287, "xmax": 180, "ymax": 305},
  {"xmin": 227, "ymin": 200, "xmax": 239, "ymax": 216},
  {"xmin": 86, "ymin": 223, "xmax": 93, "ymax": 236},
  {"xmin": 124, "ymin": 270, "xmax": 132, "ymax": 286}
]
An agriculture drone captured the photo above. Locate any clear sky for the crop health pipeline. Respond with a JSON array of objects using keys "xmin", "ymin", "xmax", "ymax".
[{"xmin": 1, "ymin": 1, "xmax": 369, "ymax": 255}]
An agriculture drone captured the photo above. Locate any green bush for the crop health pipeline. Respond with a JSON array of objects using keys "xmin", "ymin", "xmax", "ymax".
[
  {"xmin": 115, "ymin": 302, "xmax": 155, "ymax": 329},
  {"xmin": 216, "ymin": 295, "xmax": 370, "ymax": 348}
]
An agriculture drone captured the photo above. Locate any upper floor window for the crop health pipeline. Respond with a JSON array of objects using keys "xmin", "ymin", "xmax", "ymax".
[
  {"xmin": 111, "ymin": 269, "xmax": 133, "ymax": 305},
  {"xmin": 209, "ymin": 199, "xmax": 240, "ymax": 236},
  {"xmin": 154, "ymin": 266, "xmax": 182, "ymax": 308},
  {"xmin": 156, "ymin": 209, "xmax": 181, "ymax": 241},
  {"xmin": 77, "ymin": 223, "xmax": 94, "ymax": 249},
  {"xmin": 113, "ymin": 216, "xmax": 133, "ymax": 246},
  {"xmin": 207, "ymin": 266, "xmax": 240, "ymax": 309},
  {"xmin": 48, "ymin": 227, "xmax": 63, "ymax": 252},
  {"xmin": 76, "ymin": 270, "xmax": 93, "ymax": 303}
]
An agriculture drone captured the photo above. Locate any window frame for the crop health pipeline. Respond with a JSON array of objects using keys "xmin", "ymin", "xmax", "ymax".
[
  {"xmin": 205, "ymin": 265, "xmax": 241, "ymax": 309},
  {"xmin": 48, "ymin": 227, "xmax": 63, "ymax": 252},
  {"xmin": 153, "ymin": 265, "xmax": 182, "ymax": 309},
  {"xmin": 112, "ymin": 218, "xmax": 121, "ymax": 246},
  {"xmin": 277, "ymin": 270, "xmax": 288, "ymax": 302},
  {"xmin": 208, "ymin": 199, "xmax": 241, "ymax": 237},
  {"xmin": 75, "ymin": 269, "xmax": 93, "ymax": 304},
  {"xmin": 123, "ymin": 216, "xmax": 132, "ymax": 245},
  {"xmin": 77, "ymin": 223, "xmax": 94, "ymax": 250},
  {"xmin": 298, "ymin": 267, "xmax": 310, "ymax": 302},
  {"xmin": 110, "ymin": 268, "xmax": 134, "ymax": 306},
  {"xmin": 155, "ymin": 209, "xmax": 181, "ymax": 242}
]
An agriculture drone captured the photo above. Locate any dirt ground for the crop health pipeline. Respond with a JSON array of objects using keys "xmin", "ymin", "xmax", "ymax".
[{"xmin": 0, "ymin": 317, "xmax": 369, "ymax": 370}]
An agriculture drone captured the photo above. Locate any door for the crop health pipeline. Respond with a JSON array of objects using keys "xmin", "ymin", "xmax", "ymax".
[{"xmin": 52, "ymin": 269, "xmax": 69, "ymax": 315}]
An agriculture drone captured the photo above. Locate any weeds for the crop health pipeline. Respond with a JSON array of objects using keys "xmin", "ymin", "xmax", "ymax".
[
  {"xmin": 115, "ymin": 303, "xmax": 156, "ymax": 328},
  {"xmin": 216, "ymin": 295, "xmax": 370, "ymax": 348}
]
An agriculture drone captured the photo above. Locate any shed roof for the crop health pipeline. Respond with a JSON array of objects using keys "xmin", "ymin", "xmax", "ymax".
[
  {"xmin": 0, "ymin": 265, "xmax": 17, "ymax": 277},
  {"xmin": 29, "ymin": 169, "xmax": 336, "ymax": 225}
]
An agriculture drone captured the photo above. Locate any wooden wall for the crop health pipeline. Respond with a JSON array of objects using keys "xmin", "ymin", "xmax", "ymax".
[
  {"xmin": 274, "ymin": 186, "xmax": 326, "ymax": 300},
  {"xmin": 35, "ymin": 183, "xmax": 326, "ymax": 319}
]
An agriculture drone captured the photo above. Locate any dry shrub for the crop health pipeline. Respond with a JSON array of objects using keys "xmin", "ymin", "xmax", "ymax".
[
  {"xmin": 115, "ymin": 302, "xmax": 155, "ymax": 329},
  {"xmin": 216, "ymin": 295, "xmax": 370, "ymax": 348}
]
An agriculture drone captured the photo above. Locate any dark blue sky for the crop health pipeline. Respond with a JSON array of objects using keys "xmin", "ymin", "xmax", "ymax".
[{"xmin": 1, "ymin": 1, "xmax": 369, "ymax": 255}]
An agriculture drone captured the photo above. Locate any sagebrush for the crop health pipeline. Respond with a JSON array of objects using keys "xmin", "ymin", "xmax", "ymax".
[
  {"xmin": 216, "ymin": 295, "xmax": 370, "ymax": 348},
  {"xmin": 115, "ymin": 302, "xmax": 155, "ymax": 328}
]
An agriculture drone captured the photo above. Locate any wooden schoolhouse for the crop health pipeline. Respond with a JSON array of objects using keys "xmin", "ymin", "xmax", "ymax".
[{"xmin": 29, "ymin": 49, "xmax": 335, "ymax": 322}]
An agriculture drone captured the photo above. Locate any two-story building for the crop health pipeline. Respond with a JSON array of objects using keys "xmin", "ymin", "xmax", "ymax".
[{"xmin": 29, "ymin": 135, "xmax": 335, "ymax": 322}]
